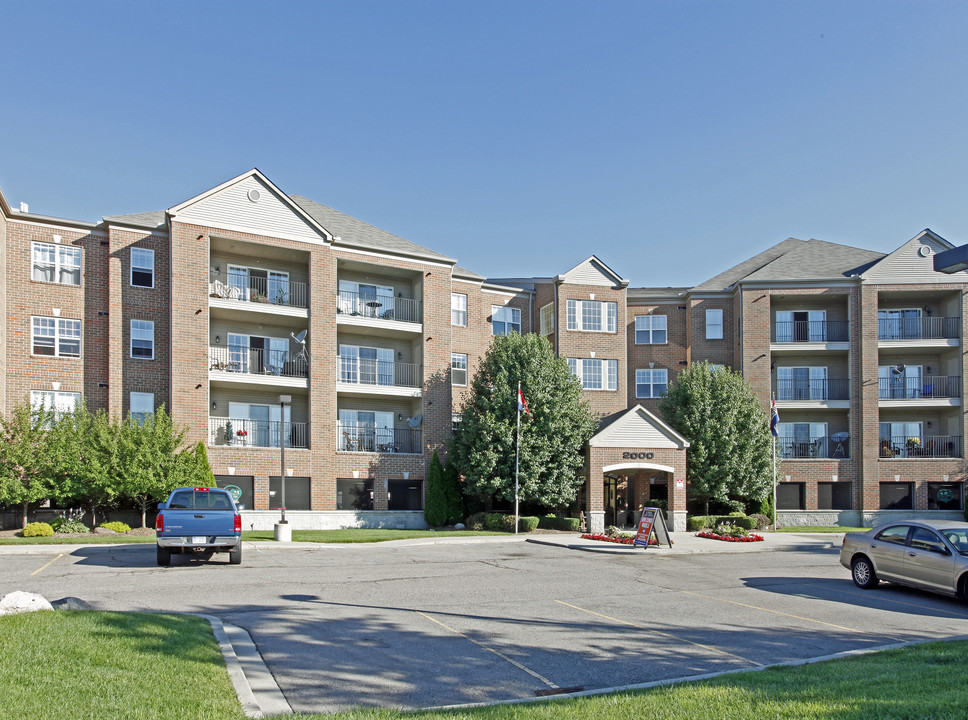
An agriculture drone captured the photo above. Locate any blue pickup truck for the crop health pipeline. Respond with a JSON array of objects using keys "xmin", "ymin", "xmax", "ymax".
[{"xmin": 155, "ymin": 487, "xmax": 243, "ymax": 566}]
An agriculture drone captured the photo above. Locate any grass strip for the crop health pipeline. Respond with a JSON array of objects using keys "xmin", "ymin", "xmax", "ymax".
[
  {"xmin": 0, "ymin": 535, "xmax": 156, "ymax": 545},
  {"xmin": 242, "ymin": 529, "xmax": 505, "ymax": 543},
  {"xmin": 0, "ymin": 611, "xmax": 245, "ymax": 720},
  {"xmin": 774, "ymin": 526, "xmax": 870, "ymax": 533}
]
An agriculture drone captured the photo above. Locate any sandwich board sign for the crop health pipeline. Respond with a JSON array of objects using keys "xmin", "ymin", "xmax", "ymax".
[{"xmin": 633, "ymin": 507, "xmax": 672, "ymax": 548}]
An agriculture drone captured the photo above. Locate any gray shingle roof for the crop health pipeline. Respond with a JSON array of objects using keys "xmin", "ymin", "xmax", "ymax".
[
  {"xmin": 289, "ymin": 195, "xmax": 455, "ymax": 264},
  {"xmin": 102, "ymin": 210, "xmax": 167, "ymax": 230},
  {"xmin": 453, "ymin": 265, "xmax": 486, "ymax": 281}
]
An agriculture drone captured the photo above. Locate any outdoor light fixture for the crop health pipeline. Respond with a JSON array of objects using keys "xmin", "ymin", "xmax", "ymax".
[
  {"xmin": 212, "ymin": 401, "xmax": 216, "ymax": 410},
  {"xmin": 215, "ymin": 335, "xmax": 220, "ymax": 344}
]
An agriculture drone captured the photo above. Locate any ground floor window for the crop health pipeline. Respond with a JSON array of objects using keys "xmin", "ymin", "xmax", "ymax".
[
  {"xmin": 336, "ymin": 478, "xmax": 374, "ymax": 510},
  {"xmin": 777, "ymin": 482, "xmax": 805, "ymax": 510},
  {"xmin": 214, "ymin": 476, "xmax": 254, "ymax": 510},
  {"xmin": 269, "ymin": 476, "xmax": 311, "ymax": 510},
  {"xmin": 818, "ymin": 482, "xmax": 851, "ymax": 510},
  {"xmin": 880, "ymin": 482, "xmax": 913, "ymax": 510},
  {"xmin": 928, "ymin": 482, "xmax": 963, "ymax": 511},
  {"xmin": 388, "ymin": 478, "xmax": 423, "ymax": 510}
]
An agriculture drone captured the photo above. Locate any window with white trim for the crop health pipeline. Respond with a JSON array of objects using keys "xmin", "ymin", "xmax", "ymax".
[
  {"xmin": 32, "ymin": 242, "xmax": 81, "ymax": 285},
  {"xmin": 130, "ymin": 248, "xmax": 154, "ymax": 288},
  {"xmin": 568, "ymin": 358, "xmax": 618, "ymax": 390},
  {"xmin": 451, "ymin": 293, "xmax": 467, "ymax": 326},
  {"xmin": 31, "ymin": 390, "xmax": 81, "ymax": 417},
  {"xmin": 634, "ymin": 315, "xmax": 667, "ymax": 344},
  {"xmin": 130, "ymin": 392, "xmax": 154, "ymax": 425},
  {"xmin": 492, "ymin": 305, "xmax": 521, "ymax": 335},
  {"xmin": 567, "ymin": 299, "xmax": 617, "ymax": 333},
  {"xmin": 451, "ymin": 353, "xmax": 468, "ymax": 385},
  {"xmin": 32, "ymin": 317, "xmax": 81, "ymax": 357},
  {"xmin": 539, "ymin": 303, "xmax": 554, "ymax": 336},
  {"xmin": 131, "ymin": 320, "xmax": 154, "ymax": 359},
  {"xmin": 706, "ymin": 309, "xmax": 724, "ymax": 339},
  {"xmin": 635, "ymin": 368, "xmax": 668, "ymax": 398}
]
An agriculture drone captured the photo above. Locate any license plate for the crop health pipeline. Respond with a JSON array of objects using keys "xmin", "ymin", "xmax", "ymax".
[{"xmin": 191, "ymin": 536, "xmax": 206, "ymax": 544}]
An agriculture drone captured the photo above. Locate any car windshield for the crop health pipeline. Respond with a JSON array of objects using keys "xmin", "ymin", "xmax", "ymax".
[
  {"xmin": 168, "ymin": 490, "xmax": 233, "ymax": 510},
  {"xmin": 941, "ymin": 528, "xmax": 968, "ymax": 554}
]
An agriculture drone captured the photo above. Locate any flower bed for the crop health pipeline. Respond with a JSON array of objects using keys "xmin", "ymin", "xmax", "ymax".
[
  {"xmin": 695, "ymin": 531, "xmax": 764, "ymax": 542},
  {"xmin": 581, "ymin": 533, "xmax": 659, "ymax": 546}
]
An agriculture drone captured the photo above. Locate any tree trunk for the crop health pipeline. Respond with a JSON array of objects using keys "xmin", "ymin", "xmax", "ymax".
[{"xmin": 21, "ymin": 502, "xmax": 28, "ymax": 529}]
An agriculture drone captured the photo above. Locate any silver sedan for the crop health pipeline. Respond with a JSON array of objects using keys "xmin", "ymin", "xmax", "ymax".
[{"xmin": 840, "ymin": 519, "xmax": 968, "ymax": 599}]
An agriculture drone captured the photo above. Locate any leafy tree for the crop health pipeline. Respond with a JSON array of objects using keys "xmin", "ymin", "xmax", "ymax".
[
  {"xmin": 443, "ymin": 457, "xmax": 464, "ymax": 526},
  {"xmin": 658, "ymin": 361, "xmax": 774, "ymax": 514},
  {"xmin": 450, "ymin": 333, "xmax": 596, "ymax": 510},
  {"xmin": 0, "ymin": 403, "xmax": 58, "ymax": 528},
  {"xmin": 55, "ymin": 407, "xmax": 124, "ymax": 525},
  {"xmin": 424, "ymin": 451, "xmax": 447, "ymax": 527}
]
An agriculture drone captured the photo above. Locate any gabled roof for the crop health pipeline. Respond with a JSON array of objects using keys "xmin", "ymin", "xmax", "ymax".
[
  {"xmin": 558, "ymin": 255, "xmax": 628, "ymax": 288},
  {"xmin": 590, "ymin": 405, "xmax": 689, "ymax": 449},
  {"xmin": 860, "ymin": 228, "xmax": 965, "ymax": 283},
  {"xmin": 452, "ymin": 265, "xmax": 486, "ymax": 282},
  {"xmin": 290, "ymin": 194, "xmax": 456, "ymax": 264},
  {"xmin": 103, "ymin": 210, "xmax": 167, "ymax": 230}
]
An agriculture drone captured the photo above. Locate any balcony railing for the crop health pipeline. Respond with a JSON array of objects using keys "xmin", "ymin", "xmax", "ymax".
[
  {"xmin": 209, "ymin": 345, "xmax": 308, "ymax": 378},
  {"xmin": 880, "ymin": 436, "xmax": 962, "ymax": 459},
  {"xmin": 878, "ymin": 376, "xmax": 961, "ymax": 400},
  {"xmin": 210, "ymin": 272, "xmax": 308, "ymax": 309},
  {"xmin": 338, "ymin": 357, "xmax": 421, "ymax": 388},
  {"xmin": 878, "ymin": 317, "xmax": 959, "ymax": 341},
  {"xmin": 337, "ymin": 291, "xmax": 422, "ymax": 324},
  {"xmin": 774, "ymin": 378, "xmax": 850, "ymax": 401},
  {"xmin": 209, "ymin": 418, "xmax": 309, "ymax": 448},
  {"xmin": 773, "ymin": 320, "xmax": 849, "ymax": 343},
  {"xmin": 338, "ymin": 424, "xmax": 422, "ymax": 454},
  {"xmin": 777, "ymin": 435, "xmax": 850, "ymax": 459}
]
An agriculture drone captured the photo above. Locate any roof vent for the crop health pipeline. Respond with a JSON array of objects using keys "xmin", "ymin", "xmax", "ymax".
[
  {"xmin": 19, "ymin": 202, "xmax": 28, "ymax": 213},
  {"xmin": 918, "ymin": 245, "xmax": 931, "ymax": 257},
  {"xmin": 247, "ymin": 189, "xmax": 261, "ymax": 203}
]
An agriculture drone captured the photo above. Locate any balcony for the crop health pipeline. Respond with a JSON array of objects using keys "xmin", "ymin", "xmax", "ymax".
[
  {"xmin": 338, "ymin": 424, "xmax": 422, "ymax": 454},
  {"xmin": 774, "ymin": 378, "xmax": 850, "ymax": 402},
  {"xmin": 878, "ymin": 317, "xmax": 959, "ymax": 341},
  {"xmin": 337, "ymin": 291, "xmax": 422, "ymax": 324},
  {"xmin": 209, "ymin": 345, "xmax": 308, "ymax": 378},
  {"xmin": 772, "ymin": 320, "xmax": 849, "ymax": 344},
  {"xmin": 209, "ymin": 418, "xmax": 309, "ymax": 449},
  {"xmin": 337, "ymin": 356, "xmax": 421, "ymax": 397},
  {"xmin": 878, "ymin": 375, "xmax": 961, "ymax": 401},
  {"xmin": 210, "ymin": 271, "xmax": 308, "ymax": 309},
  {"xmin": 879, "ymin": 435, "xmax": 962, "ymax": 459},
  {"xmin": 777, "ymin": 435, "xmax": 850, "ymax": 459}
]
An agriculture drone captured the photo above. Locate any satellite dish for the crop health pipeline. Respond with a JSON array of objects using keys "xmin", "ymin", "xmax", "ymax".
[
  {"xmin": 892, "ymin": 364, "xmax": 905, "ymax": 375},
  {"xmin": 406, "ymin": 414, "xmax": 423, "ymax": 428},
  {"xmin": 291, "ymin": 330, "xmax": 307, "ymax": 344}
]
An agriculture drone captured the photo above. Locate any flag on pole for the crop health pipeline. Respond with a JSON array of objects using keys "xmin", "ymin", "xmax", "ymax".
[
  {"xmin": 517, "ymin": 387, "xmax": 530, "ymax": 414},
  {"xmin": 770, "ymin": 397, "xmax": 779, "ymax": 437}
]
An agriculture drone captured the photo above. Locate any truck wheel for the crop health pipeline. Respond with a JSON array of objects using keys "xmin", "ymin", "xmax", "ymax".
[
  {"xmin": 157, "ymin": 546, "xmax": 171, "ymax": 567},
  {"xmin": 229, "ymin": 543, "xmax": 242, "ymax": 565}
]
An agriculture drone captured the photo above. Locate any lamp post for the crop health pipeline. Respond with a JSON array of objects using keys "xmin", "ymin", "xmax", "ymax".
[{"xmin": 274, "ymin": 394, "xmax": 292, "ymax": 541}]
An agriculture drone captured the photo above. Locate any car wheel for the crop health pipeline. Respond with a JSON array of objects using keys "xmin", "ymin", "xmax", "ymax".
[
  {"xmin": 958, "ymin": 575, "xmax": 968, "ymax": 602},
  {"xmin": 851, "ymin": 556, "xmax": 878, "ymax": 589},
  {"xmin": 156, "ymin": 546, "xmax": 171, "ymax": 567},
  {"xmin": 229, "ymin": 543, "xmax": 242, "ymax": 565}
]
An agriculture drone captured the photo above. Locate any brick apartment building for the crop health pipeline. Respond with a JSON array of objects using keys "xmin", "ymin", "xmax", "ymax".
[{"xmin": 1, "ymin": 169, "xmax": 965, "ymax": 533}]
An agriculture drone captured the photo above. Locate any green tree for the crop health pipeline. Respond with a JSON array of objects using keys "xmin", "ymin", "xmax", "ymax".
[
  {"xmin": 658, "ymin": 361, "xmax": 774, "ymax": 514},
  {"xmin": 0, "ymin": 403, "xmax": 58, "ymax": 528},
  {"xmin": 443, "ymin": 457, "xmax": 464, "ymax": 526},
  {"xmin": 450, "ymin": 333, "xmax": 596, "ymax": 510},
  {"xmin": 424, "ymin": 451, "xmax": 447, "ymax": 527}
]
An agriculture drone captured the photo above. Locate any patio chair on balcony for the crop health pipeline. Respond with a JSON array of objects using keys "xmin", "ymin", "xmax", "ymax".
[{"xmin": 341, "ymin": 431, "xmax": 358, "ymax": 452}]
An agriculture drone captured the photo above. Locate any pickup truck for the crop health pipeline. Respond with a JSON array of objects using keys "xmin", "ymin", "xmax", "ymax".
[{"xmin": 155, "ymin": 487, "xmax": 243, "ymax": 566}]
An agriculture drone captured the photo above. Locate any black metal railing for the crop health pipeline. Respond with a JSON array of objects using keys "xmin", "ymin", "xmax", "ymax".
[
  {"xmin": 878, "ymin": 316, "xmax": 959, "ymax": 341},
  {"xmin": 777, "ymin": 435, "xmax": 850, "ymax": 459},
  {"xmin": 209, "ymin": 345, "xmax": 308, "ymax": 378},
  {"xmin": 878, "ymin": 375, "xmax": 961, "ymax": 400},
  {"xmin": 774, "ymin": 378, "xmax": 850, "ymax": 401},
  {"xmin": 336, "ymin": 291, "xmax": 422, "ymax": 324},
  {"xmin": 879, "ymin": 435, "xmax": 962, "ymax": 459},
  {"xmin": 209, "ymin": 418, "xmax": 309, "ymax": 448},
  {"xmin": 338, "ymin": 424, "xmax": 422, "ymax": 454},
  {"xmin": 210, "ymin": 271, "xmax": 308, "ymax": 309},
  {"xmin": 773, "ymin": 320, "xmax": 849, "ymax": 343},
  {"xmin": 337, "ymin": 357, "xmax": 421, "ymax": 388}
]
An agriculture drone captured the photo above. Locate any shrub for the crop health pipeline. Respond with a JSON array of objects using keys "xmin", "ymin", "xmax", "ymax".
[
  {"xmin": 99, "ymin": 521, "xmax": 130, "ymax": 534},
  {"xmin": 517, "ymin": 516, "xmax": 539, "ymax": 532},
  {"xmin": 424, "ymin": 451, "xmax": 448, "ymax": 527},
  {"xmin": 538, "ymin": 515, "xmax": 582, "ymax": 531},
  {"xmin": 688, "ymin": 515, "xmax": 716, "ymax": 531},
  {"xmin": 484, "ymin": 513, "xmax": 506, "ymax": 531},
  {"xmin": 465, "ymin": 512, "xmax": 487, "ymax": 531},
  {"xmin": 500, "ymin": 514, "xmax": 517, "ymax": 532},
  {"xmin": 51, "ymin": 510, "xmax": 89, "ymax": 533},
  {"xmin": 22, "ymin": 522, "xmax": 54, "ymax": 537},
  {"xmin": 750, "ymin": 513, "xmax": 771, "ymax": 530}
]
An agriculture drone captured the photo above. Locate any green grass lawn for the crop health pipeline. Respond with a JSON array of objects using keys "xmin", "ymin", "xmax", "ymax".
[
  {"xmin": 3, "ymin": 611, "xmax": 968, "ymax": 720},
  {"xmin": 0, "ymin": 534, "xmax": 157, "ymax": 545}
]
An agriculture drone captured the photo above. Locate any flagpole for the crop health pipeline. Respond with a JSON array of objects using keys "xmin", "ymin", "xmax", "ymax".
[{"xmin": 515, "ymin": 381, "xmax": 521, "ymax": 535}]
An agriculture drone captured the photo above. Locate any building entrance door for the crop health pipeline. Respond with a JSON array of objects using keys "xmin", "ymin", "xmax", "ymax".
[{"xmin": 604, "ymin": 478, "xmax": 634, "ymax": 529}]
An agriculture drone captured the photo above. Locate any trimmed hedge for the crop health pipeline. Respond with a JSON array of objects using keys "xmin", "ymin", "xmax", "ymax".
[
  {"xmin": 517, "ymin": 516, "xmax": 539, "ymax": 533},
  {"xmin": 99, "ymin": 521, "xmax": 131, "ymax": 534},
  {"xmin": 22, "ymin": 522, "xmax": 54, "ymax": 537},
  {"xmin": 538, "ymin": 515, "xmax": 581, "ymax": 531},
  {"xmin": 689, "ymin": 515, "xmax": 756, "ymax": 531}
]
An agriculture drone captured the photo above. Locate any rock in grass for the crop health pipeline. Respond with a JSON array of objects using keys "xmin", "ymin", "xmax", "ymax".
[{"xmin": 0, "ymin": 591, "xmax": 53, "ymax": 615}]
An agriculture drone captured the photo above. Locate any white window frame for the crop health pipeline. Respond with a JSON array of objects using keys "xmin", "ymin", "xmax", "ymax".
[
  {"xmin": 130, "ymin": 247, "xmax": 155, "ymax": 288},
  {"xmin": 32, "ymin": 242, "xmax": 81, "ymax": 286},
  {"xmin": 777, "ymin": 366, "xmax": 828, "ymax": 400},
  {"xmin": 30, "ymin": 389, "xmax": 81, "ymax": 418},
  {"xmin": 634, "ymin": 315, "xmax": 667, "ymax": 344},
  {"xmin": 492, "ymin": 305, "xmax": 521, "ymax": 336},
  {"xmin": 635, "ymin": 368, "xmax": 668, "ymax": 398},
  {"xmin": 130, "ymin": 392, "xmax": 154, "ymax": 425},
  {"xmin": 706, "ymin": 308, "xmax": 724, "ymax": 340},
  {"xmin": 539, "ymin": 303, "xmax": 555, "ymax": 336},
  {"xmin": 568, "ymin": 358, "xmax": 618, "ymax": 391},
  {"xmin": 451, "ymin": 293, "xmax": 467, "ymax": 327},
  {"xmin": 566, "ymin": 299, "xmax": 617, "ymax": 333},
  {"xmin": 131, "ymin": 319, "xmax": 154, "ymax": 359},
  {"xmin": 451, "ymin": 353, "xmax": 468, "ymax": 386},
  {"xmin": 31, "ymin": 316, "xmax": 81, "ymax": 358}
]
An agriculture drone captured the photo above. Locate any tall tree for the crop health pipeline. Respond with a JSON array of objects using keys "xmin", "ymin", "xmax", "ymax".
[
  {"xmin": 423, "ymin": 451, "xmax": 447, "ymax": 527},
  {"xmin": 443, "ymin": 457, "xmax": 464, "ymax": 526},
  {"xmin": 450, "ymin": 333, "xmax": 596, "ymax": 509},
  {"xmin": 658, "ymin": 361, "xmax": 774, "ymax": 513},
  {"xmin": 0, "ymin": 403, "xmax": 57, "ymax": 528}
]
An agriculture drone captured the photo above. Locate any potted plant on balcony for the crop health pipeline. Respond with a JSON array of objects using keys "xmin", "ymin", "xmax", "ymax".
[
  {"xmin": 224, "ymin": 420, "xmax": 233, "ymax": 445},
  {"xmin": 907, "ymin": 437, "xmax": 922, "ymax": 456}
]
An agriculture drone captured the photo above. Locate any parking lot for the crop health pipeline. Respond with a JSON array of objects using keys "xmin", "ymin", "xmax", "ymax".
[{"xmin": 5, "ymin": 537, "xmax": 968, "ymax": 714}]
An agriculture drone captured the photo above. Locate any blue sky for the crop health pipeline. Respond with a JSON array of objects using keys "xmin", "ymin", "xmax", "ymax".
[{"xmin": 2, "ymin": 1, "xmax": 967, "ymax": 288}]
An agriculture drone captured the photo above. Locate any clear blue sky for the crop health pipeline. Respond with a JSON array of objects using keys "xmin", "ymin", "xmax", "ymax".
[{"xmin": 2, "ymin": 1, "xmax": 967, "ymax": 288}]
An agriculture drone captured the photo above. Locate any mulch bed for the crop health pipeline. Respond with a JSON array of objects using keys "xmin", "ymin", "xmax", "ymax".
[{"xmin": 695, "ymin": 531, "xmax": 764, "ymax": 542}]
